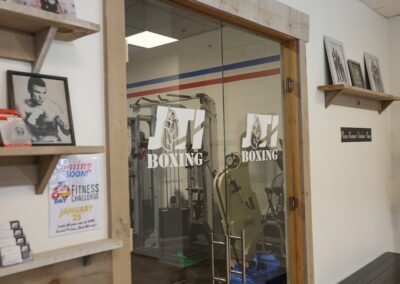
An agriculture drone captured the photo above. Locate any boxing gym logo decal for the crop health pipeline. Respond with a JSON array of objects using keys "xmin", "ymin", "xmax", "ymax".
[
  {"xmin": 241, "ymin": 114, "xmax": 279, "ymax": 162},
  {"xmin": 147, "ymin": 106, "xmax": 205, "ymax": 168}
]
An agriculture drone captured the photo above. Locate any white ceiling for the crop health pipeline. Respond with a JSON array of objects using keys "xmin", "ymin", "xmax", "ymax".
[
  {"xmin": 360, "ymin": 0, "xmax": 400, "ymax": 18},
  {"xmin": 125, "ymin": 0, "xmax": 220, "ymax": 54},
  {"xmin": 125, "ymin": 0, "xmax": 219, "ymax": 38}
]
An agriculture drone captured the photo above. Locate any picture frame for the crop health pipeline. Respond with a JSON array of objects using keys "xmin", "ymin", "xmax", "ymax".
[
  {"xmin": 10, "ymin": 221, "xmax": 20, "ymax": 230},
  {"xmin": 347, "ymin": 60, "xmax": 366, "ymax": 88},
  {"xmin": 13, "ymin": 228, "xmax": 23, "ymax": 237},
  {"xmin": 323, "ymin": 36, "xmax": 351, "ymax": 85},
  {"xmin": 16, "ymin": 236, "xmax": 26, "ymax": 246},
  {"xmin": 7, "ymin": 71, "xmax": 75, "ymax": 146},
  {"xmin": 21, "ymin": 0, "xmax": 76, "ymax": 15},
  {"xmin": 364, "ymin": 53, "xmax": 385, "ymax": 93},
  {"xmin": 0, "ymin": 117, "xmax": 32, "ymax": 147}
]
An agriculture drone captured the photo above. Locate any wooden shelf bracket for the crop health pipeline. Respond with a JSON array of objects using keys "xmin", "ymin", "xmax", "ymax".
[
  {"xmin": 0, "ymin": 1, "xmax": 100, "ymax": 69},
  {"xmin": 82, "ymin": 255, "xmax": 95, "ymax": 267},
  {"xmin": 380, "ymin": 100, "xmax": 394, "ymax": 114},
  {"xmin": 0, "ymin": 146, "xmax": 104, "ymax": 194},
  {"xmin": 33, "ymin": 26, "xmax": 58, "ymax": 73},
  {"xmin": 37, "ymin": 154, "xmax": 61, "ymax": 195},
  {"xmin": 324, "ymin": 89, "xmax": 343, "ymax": 108}
]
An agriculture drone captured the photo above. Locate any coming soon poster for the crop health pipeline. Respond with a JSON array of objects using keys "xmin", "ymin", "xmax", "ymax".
[{"xmin": 49, "ymin": 157, "xmax": 103, "ymax": 237}]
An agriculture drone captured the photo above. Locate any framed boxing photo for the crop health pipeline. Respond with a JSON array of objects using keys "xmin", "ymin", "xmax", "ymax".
[
  {"xmin": 7, "ymin": 71, "xmax": 75, "ymax": 146},
  {"xmin": 324, "ymin": 36, "xmax": 351, "ymax": 85},
  {"xmin": 364, "ymin": 53, "xmax": 385, "ymax": 93},
  {"xmin": 347, "ymin": 60, "xmax": 366, "ymax": 88}
]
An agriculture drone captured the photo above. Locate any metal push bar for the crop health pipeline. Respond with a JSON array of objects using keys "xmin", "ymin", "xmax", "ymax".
[{"xmin": 211, "ymin": 230, "xmax": 246, "ymax": 283}]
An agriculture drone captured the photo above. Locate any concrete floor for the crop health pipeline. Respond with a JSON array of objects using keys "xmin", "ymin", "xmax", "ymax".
[
  {"xmin": 131, "ymin": 254, "xmax": 287, "ymax": 283},
  {"xmin": 131, "ymin": 254, "xmax": 214, "ymax": 284}
]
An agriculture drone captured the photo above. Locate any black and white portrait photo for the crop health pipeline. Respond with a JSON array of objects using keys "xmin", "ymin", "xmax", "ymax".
[
  {"xmin": 7, "ymin": 71, "xmax": 75, "ymax": 146},
  {"xmin": 40, "ymin": 0, "xmax": 63, "ymax": 13},
  {"xmin": 348, "ymin": 60, "xmax": 366, "ymax": 88},
  {"xmin": 364, "ymin": 53, "xmax": 385, "ymax": 93},
  {"xmin": 324, "ymin": 36, "xmax": 351, "ymax": 85}
]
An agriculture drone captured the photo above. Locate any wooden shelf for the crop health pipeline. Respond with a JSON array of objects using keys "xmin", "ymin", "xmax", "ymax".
[
  {"xmin": 318, "ymin": 84, "xmax": 400, "ymax": 114},
  {"xmin": 0, "ymin": 1, "xmax": 100, "ymax": 72},
  {"xmin": 0, "ymin": 239, "xmax": 122, "ymax": 278},
  {"xmin": 0, "ymin": 146, "xmax": 105, "ymax": 195}
]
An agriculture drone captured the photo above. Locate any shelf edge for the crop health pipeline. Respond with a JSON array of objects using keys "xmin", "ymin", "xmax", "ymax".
[
  {"xmin": 0, "ymin": 146, "xmax": 105, "ymax": 157},
  {"xmin": 0, "ymin": 239, "xmax": 122, "ymax": 278}
]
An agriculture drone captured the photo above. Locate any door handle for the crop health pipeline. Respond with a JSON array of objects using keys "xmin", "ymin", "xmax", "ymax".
[
  {"xmin": 226, "ymin": 233, "xmax": 231, "ymax": 283},
  {"xmin": 211, "ymin": 230, "xmax": 246, "ymax": 283}
]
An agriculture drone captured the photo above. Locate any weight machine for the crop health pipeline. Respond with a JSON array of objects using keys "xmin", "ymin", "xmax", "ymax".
[
  {"xmin": 212, "ymin": 145, "xmax": 286, "ymax": 282},
  {"xmin": 128, "ymin": 92, "xmax": 286, "ymax": 279},
  {"xmin": 128, "ymin": 93, "xmax": 219, "ymax": 266}
]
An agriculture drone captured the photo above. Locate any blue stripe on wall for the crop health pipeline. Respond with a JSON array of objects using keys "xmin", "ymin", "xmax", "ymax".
[{"xmin": 127, "ymin": 54, "xmax": 281, "ymax": 89}]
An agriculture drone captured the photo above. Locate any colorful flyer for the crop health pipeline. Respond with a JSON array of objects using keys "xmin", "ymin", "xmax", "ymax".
[{"xmin": 49, "ymin": 157, "xmax": 103, "ymax": 237}]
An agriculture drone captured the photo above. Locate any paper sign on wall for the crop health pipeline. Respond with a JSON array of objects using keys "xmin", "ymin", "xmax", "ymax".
[{"xmin": 49, "ymin": 157, "xmax": 103, "ymax": 237}]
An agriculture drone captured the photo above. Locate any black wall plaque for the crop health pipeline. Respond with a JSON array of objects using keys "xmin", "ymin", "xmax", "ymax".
[{"xmin": 341, "ymin": 127, "xmax": 372, "ymax": 142}]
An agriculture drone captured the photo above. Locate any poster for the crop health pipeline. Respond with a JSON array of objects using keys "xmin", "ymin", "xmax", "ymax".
[{"xmin": 49, "ymin": 157, "xmax": 103, "ymax": 237}]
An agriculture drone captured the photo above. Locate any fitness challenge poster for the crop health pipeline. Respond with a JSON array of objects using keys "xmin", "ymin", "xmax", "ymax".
[{"xmin": 48, "ymin": 157, "xmax": 103, "ymax": 237}]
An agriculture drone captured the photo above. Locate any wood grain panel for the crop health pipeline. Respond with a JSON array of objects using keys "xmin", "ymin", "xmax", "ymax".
[
  {"xmin": 33, "ymin": 26, "xmax": 58, "ymax": 73},
  {"xmin": 0, "ymin": 239, "xmax": 122, "ymax": 278},
  {"xmin": 36, "ymin": 155, "xmax": 61, "ymax": 194},
  {"xmin": 282, "ymin": 40, "xmax": 305, "ymax": 284},
  {"xmin": 0, "ymin": 252, "xmax": 112, "ymax": 284},
  {"xmin": 0, "ymin": 146, "xmax": 104, "ymax": 157},
  {"xmin": 299, "ymin": 40, "xmax": 314, "ymax": 284},
  {"xmin": 170, "ymin": 0, "xmax": 309, "ymax": 42},
  {"xmin": 103, "ymin": 0, "xmax": 132, "ymax": 283},
  {"xmin": 0, "ymin": 1, "xmax": 99, "ymax": 42}
]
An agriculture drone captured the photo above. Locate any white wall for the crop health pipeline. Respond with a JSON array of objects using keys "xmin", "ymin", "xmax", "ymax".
[
  {"xmin": 277, "ymin": 0, "xmax": 394, "ymax": 283},
  {"xmin": 389, "ymin": 16, "xmax": 400, "ymax": 252},
  {"xmin": 0, "ymin": 0, "xmax": 107, "ymax": 253}
]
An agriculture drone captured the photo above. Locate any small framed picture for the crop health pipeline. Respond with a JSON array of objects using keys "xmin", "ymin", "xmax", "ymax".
[
  {"xmin": 21, "ymin": 0, "xmax": 75, "ymax": 15},
  {"xmin": 347, "ymin": 60, "xmax": 365, "ymax": 88},
  {"xmin": 0, "ymin": 117, "xmax": 32, "ymax": 147},
  {"xmin": 10, "ymin": 221, "xmax": 20, "ymax": 230},
  {"xmin": 20, "ymin": 244, "xmax": 30, "ymax": 253},
  {"xmin": 7, "ymin": 71, "xmax": 75, "ymax": 146},
  {"xmin": 364, "ymin": 53, "xmax": 385, "ymax": 93},
  {"xmin": 13, "ymin": 228, "xmax": 23, "ymax": 237},
  {"xmin": 324, "ymin": 36, "xmax": 351, "ymax": 85},
  {"xmin": 16, "ymin": 236, "xmax": 26, "ymax": 246}
]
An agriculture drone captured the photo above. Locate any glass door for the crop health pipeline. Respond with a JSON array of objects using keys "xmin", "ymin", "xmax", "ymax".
[
  {"xmin": 217, "ymin": 24, "xmax": 288, "ymax": 283},
  {"xmin": 126, "ymin": 1, "xmax": 227, "ymax": 283},
  {"xmin": 126, "ymin": 1, "xmax": 289, "ymax": 283}
]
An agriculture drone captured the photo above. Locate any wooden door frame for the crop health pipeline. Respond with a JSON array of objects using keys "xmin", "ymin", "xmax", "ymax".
[
  {"xmin": 282, "ymin": 40, "xmax": 313, "ymax": 284},
  {"xmin": 103, "ymin": 0, "xmax": 312, "ymax": 283}
]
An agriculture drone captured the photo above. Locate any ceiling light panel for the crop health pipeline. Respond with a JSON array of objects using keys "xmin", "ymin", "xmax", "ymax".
[{"xmin": 126, "ymin": 31, "xmax": 178, "ymax": 48}]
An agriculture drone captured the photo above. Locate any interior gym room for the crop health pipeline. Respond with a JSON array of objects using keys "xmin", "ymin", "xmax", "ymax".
[{"xmin": 1, "ymin": 0, "xmax": 400, "ymax": 283}]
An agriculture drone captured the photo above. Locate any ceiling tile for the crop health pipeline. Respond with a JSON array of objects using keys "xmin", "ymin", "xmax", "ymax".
[
  {"xmin": 376, "ymin": 3, "xmax": 400, "ymax": 17},
  {"xmin": 360, "ymin": 0, "xmax": 400, "ymax": 18}
]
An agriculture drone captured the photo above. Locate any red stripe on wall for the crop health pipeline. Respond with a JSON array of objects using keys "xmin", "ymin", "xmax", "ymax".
[{"xmin": 127, "ymin": 68, "xmax": 281, "ymax": 98}]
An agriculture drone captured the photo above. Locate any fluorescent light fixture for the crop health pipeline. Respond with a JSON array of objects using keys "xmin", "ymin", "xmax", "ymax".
[{"xmin": 126, "ymin": 31, "xmax": 178, "ymax": 48}]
